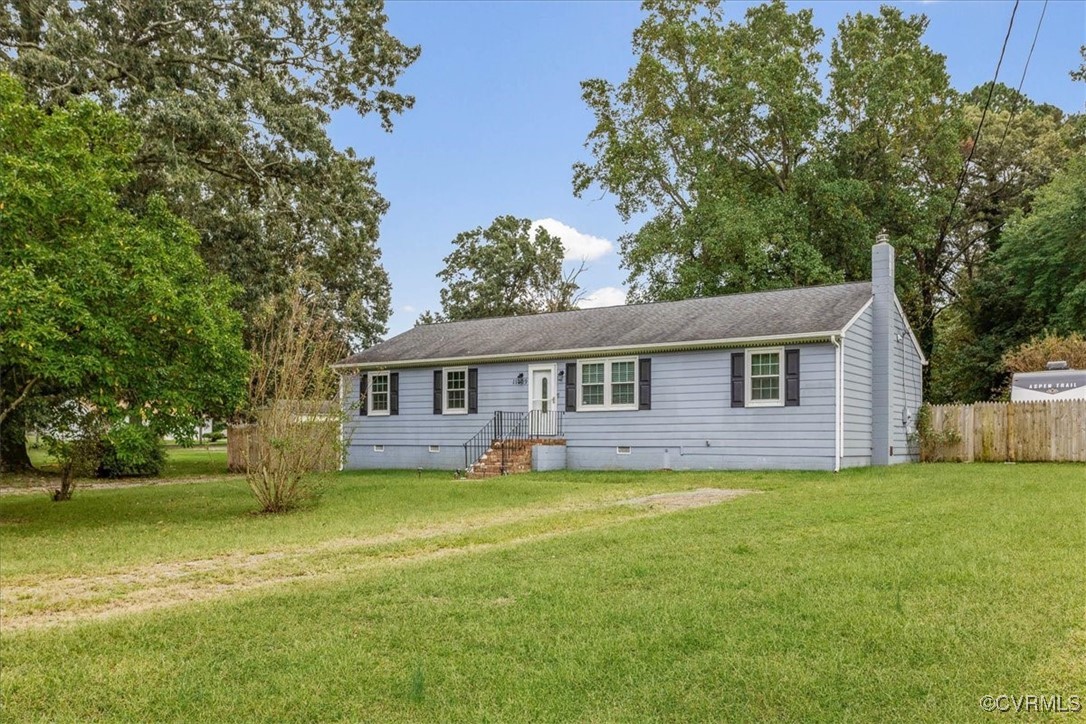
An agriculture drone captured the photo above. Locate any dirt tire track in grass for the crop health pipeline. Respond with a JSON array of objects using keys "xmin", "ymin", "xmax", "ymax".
[
  {"xmin": 0, "ymin": 474, "xmax": 245, "ymax": 496},
  {"xmin": 1, "ymin": 488, "xmax": 755, "ymax": 632}
]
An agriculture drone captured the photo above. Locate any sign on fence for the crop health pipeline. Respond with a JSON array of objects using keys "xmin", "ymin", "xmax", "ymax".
[{"xmin": 922, "ymin": 400, "xmax": 1086, "ymax": 463}]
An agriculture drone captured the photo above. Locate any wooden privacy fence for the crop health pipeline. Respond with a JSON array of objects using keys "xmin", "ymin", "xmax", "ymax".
[
  {"xmin": 226, "ymin": 423, "xmax": 339, "ymax": 473},
  {"xmin": 922, "ymin": 400, "xmax": 1086, "ymax": 463}
]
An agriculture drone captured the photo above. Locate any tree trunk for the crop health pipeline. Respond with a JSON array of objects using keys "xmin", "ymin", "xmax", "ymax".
[
  {"xmin": 53, "ymin": 463, "xmax": 74, "ymax": 501},
  {"xmin": 0, "ymin": 412, "xmax": 33, "ymax": 473}
]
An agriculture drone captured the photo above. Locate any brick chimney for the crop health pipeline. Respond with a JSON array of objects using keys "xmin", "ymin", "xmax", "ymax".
[{"xmin": 871, "ymin": 232, "xmax": 895, "ymax": 465}]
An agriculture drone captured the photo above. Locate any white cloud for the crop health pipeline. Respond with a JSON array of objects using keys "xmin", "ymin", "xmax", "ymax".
[
  {"xmin": 577, "ymin": 286, "xmax": 627, "ymax": 309},
  {"xmin": 531, "ymin": 218, "xmax": 614, "ymax": 262},
  {"xmin": 400, "ymin": 304, "xmax": 416, "ymax": 314}
]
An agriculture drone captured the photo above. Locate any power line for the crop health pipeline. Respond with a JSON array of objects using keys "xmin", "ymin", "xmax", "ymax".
[
  {"xmin": 937, "ymin": 0, "xmax": 1020, "ymax": 243},
  {"xmin": 993, "ymin": 0, "xmax": 1048, "ymax": 161}
]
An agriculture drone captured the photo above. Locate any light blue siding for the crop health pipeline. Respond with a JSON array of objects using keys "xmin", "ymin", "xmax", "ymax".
[
  {"xmin": 342, "ymin": 344, "xmax": 838, "ymax": 471},
  {"xmin": 842, "ymin": 304, "xmax": 874, "ymax": 467},
  {"xmin": 342, "ymin": 361, "xmax": 531, "ymax": 469},
  {"xmin": 891, "ymin": 305, "xmax": 924, "ymax": 462}
]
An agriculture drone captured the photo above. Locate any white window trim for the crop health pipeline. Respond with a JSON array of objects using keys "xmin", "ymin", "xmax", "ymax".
[
  {"xmin": 428, "ymin": 444, "xmax": 441, "ymax": 453},
  {"xmin": 746, "ymin": 347, "xmax": 785, "ymax": 408},
  {"xmin": 577, "ymin": 356, "xmax": 638, "ymax": 412},
  {"xmin": 372, "ymin": 444, "xmax": 384, "ymax": 453},
  {"xmin": 368, "ymin": 371, "xmax": 391, "ymax": 416},
  {"xmin": 616, "ymin": 446, "xmax": 632, "ymax": 455},
  {"xmin": 442, "ymin": 366, "xmax": 468, "ymax": 415}
]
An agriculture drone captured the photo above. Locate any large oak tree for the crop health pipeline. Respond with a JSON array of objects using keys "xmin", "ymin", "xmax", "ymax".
[{"xmin": 2, "ymin": 0, "xmax": 419, "ymax": 346}]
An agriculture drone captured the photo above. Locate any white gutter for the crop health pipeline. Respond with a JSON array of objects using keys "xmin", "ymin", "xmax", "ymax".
[
  {"xmin": 332, "ymin": 329, "xmax": 844, "ymax": 371},
  {"xmin": 831, "ymin": 334, "xmax": 843, "ymax": 473},
  {"xmin": 337, "ymin": 374, "xmax": 345, "ymax": 472}
]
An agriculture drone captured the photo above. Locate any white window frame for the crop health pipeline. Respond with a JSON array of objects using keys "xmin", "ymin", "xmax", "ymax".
[
  {"xmin": 368, "ymin": 371, "xmax": 391, "ymax": 416},
  {"xmin": 443, "ymin": 367, "xmax": 468, "ymax": 415},
  {"xmin": 428, "ymin": 444, "xmax": 441, "ymax": 453},
  {"xmin": 372, "ymin": 444, "xmax": 385, "ymax": 453},
  {"xmin": 746, "ymin": 347, "xmax": 784, "ymax": 408},
  {"xmin": 577, "ymin": 357, "xmax": 638, "ymax": 411}
]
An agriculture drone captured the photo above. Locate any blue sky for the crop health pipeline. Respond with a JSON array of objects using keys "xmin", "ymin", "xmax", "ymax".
[{"xmin": 328, "ymin": 0, "xmax": 1085, "ymax": 339}]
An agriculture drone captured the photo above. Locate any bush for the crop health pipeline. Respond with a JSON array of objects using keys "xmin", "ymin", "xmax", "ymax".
[{"xmin": 96, "ymin": 424, "xmax": 166, "ymax": 478}]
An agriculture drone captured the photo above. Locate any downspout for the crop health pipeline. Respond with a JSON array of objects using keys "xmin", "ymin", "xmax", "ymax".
[
  {"xmin": 337, "ymin": 374, "xmax": 345, "ymax": 472},
  {"xmin": 831, "ymin": 334, "xmax": 842, "ymax": 473}
]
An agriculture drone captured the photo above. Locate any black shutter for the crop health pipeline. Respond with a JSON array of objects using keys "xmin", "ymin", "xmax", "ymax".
[
  {"xmin": 359, "ymin": 373, "xmax": 368, "ymax": 416},
  {"xmin": 389, "ymin": 372, "xmax": 399, "ymax": 415},
  {"xmin": 468, "ymin": 368, "xmax": 479, "ymax": 414},
  {"xmin": 638, "ymin": 358, "xmax": 651, "ymax": 411},
  {"xmin": 433, "ymin": 370, "xmax": 442, "ymax": 414},
  {"xmin": 565, "ymin": 362, "xmax": 577, "ymax": 412},
  {"xmin": 785, "ymin": 349, "xmax": 800, "ymax": 406},
  {"xmin": 731, "ymin": 352, "xmax": 745, "ymax": 408}
]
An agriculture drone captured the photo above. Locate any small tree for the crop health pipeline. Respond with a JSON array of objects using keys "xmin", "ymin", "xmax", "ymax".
[
  {"xmin": 244, "ymin": 285, "xmax": 347, "ymax": 513},
  {"xmin": 39, "ymin": 407, "xmax": 105, "ymax": 502},
  {"xmin": 1003, "ymin": 333, "xmax": 1086, "ymax": 373},
  {"xmin": 419, "ymin": 216, "xmax": 584, "ymax": 323}
]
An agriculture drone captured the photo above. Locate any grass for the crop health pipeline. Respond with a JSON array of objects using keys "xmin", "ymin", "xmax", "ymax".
[
  {"xmin": 1, "ymin": 464, "xmax": 1083, "ymax": 721},
  {"xmin": 18, "ymin": 443, "xmax": 229, "ymax": 484}
]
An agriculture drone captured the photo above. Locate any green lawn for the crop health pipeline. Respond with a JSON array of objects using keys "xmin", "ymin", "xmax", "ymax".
[
  {"xmin": 1, "ymin": 464, "xmax": 1083, "ymax": 721},
  {"xmin": 23, "ymin": 443, "xmax": 228, "ymax": 480}
]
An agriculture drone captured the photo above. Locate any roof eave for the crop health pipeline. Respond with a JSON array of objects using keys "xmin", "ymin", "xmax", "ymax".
[{"xmin": 331, "ymin": 329, "xmax": 844, "ymax": 371}]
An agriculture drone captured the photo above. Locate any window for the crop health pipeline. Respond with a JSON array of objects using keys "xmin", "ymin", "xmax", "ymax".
[
  {"xmin": 578, "ymin": 357, "xmax": 638, "ymax": 410},
  {"xmin": 611, "ymin": 360, "xmax": 635, "ymax": 405},
  {"xmin": 373, "ymin": 445, "xmax": 384, "ymax": 453},
  {"xmin": 369, "ymin": 372, "xmax": 390, "ymax": 415},
  {"xmin": 581, "ymin": 362, "xmax": 604, "ymax": 406},
  {"xmin": 444, "ymin": 367, "xmax": 467, "ymax": 414},
  {"xmin": 616, "ymin": 446, "xmax": 632, "ymax": 455},
  {"xmin": 429, "ymin": 445, "xmax": 441, "ymax": 453},
  {"xmin": 747, "ymin": 348, "xmax": 783, "ymax": 407}
]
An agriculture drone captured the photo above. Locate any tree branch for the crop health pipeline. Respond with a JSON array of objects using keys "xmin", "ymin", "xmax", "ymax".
[{"xmin": 0, "ymin": 377, "xmax": 39, "ymax": 425}]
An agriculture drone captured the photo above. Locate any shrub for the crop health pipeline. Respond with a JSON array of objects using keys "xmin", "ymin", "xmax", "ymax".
[
  {"xmin": 1002, "ymin": 332, "xmax": 1086, "ymax": 373},
  {"xmin": 913, "ymin": 405, "xmax": 963, "ymax": 463},
  {"xmin": 96, "ymin": 423, "xmax": 166, "ymax": 478},
  {"xmin": 243, "ymin": 284, "xmax": 346, "ymax": 513}
]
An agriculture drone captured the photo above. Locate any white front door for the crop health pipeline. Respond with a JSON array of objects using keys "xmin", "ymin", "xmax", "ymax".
[{"xmin": 529, "ymin": 365, "xmax": 557, "ymax": 436}]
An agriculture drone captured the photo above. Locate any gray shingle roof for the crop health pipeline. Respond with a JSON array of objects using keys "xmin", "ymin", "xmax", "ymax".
[{"xmin": 335, "ymin": 282, "xmax": 872, "ymax": 368}]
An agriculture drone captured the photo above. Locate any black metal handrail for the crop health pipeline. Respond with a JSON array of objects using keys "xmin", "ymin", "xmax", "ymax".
[{"xmin": 462, "ymin": 410, "xmax": 564, "ymax": 474}]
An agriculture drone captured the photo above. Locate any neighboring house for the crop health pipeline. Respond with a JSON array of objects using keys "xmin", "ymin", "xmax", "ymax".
[{"xmin": 334, "ymin": 241, "xmax": 926, "ymax": 473}]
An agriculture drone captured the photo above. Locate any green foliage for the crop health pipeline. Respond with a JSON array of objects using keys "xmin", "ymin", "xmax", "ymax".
[
  {"xmin": 423, "ymin": 216, "xmax": 582, "ymax": 322},
  {"xmin": 934, "ymin": 157, "xmax": 1086, "ymax": 402},
  {"xmin": 0, "ymin": 73, "xmax": 248, "ymax": 443},
  {"xmin": 96, "ymin": 424, "xmax": 166, "ymax": 479},
  {"xmin": 1, "ymin": 0, "xmax": 419, "ymax": 345},
  {"xmin": 575, "ymin": 0, "xmax": 838, "ymax": 302},
  {"xmin": 912, "ymin": 404, "xmax": 962, "ymax": 462},
  {"xmin": 575, "ymin": 1, "xmax": 1079, "ymax": 371}
]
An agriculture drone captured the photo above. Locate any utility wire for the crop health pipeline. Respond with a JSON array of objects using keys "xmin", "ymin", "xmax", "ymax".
[
  {"xmin": 992, "ymin": 0, "xmax": 1048, "ymax": 165},
  {"xmin": 937, "ymin": 0, "xmax": 1020, "ymax": 244}
]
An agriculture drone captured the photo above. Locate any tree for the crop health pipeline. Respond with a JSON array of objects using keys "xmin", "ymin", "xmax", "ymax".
[
  {"xmin": 1, "ymin": 0, "xmax": 419, "ymax": 346},
  {"xmin": 574, "ymin": 0, "xmax": 838, "ymax": 302},
  {"xmin": 421, "ymin": 216, "xmax": 584, "ymax": 322},
  {"xmin": 0, "ymin": 73, "xmax": 248, "ymax": 472},
  {"xmin": 574, "ymin": 1, "xmax": 977, "ymax": 366},
  {"xmin": 930, "ymin": 156, "xmax": 1086, "ymax": 402},
  {"xmin": 823, "ymin": 6, "xmax": 966, "ymax": 357}
]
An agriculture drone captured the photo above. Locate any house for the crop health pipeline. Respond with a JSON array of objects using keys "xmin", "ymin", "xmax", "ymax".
[{"xmin": 334, "ymin": 241, "xmax": 926, "ymax": 473}]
